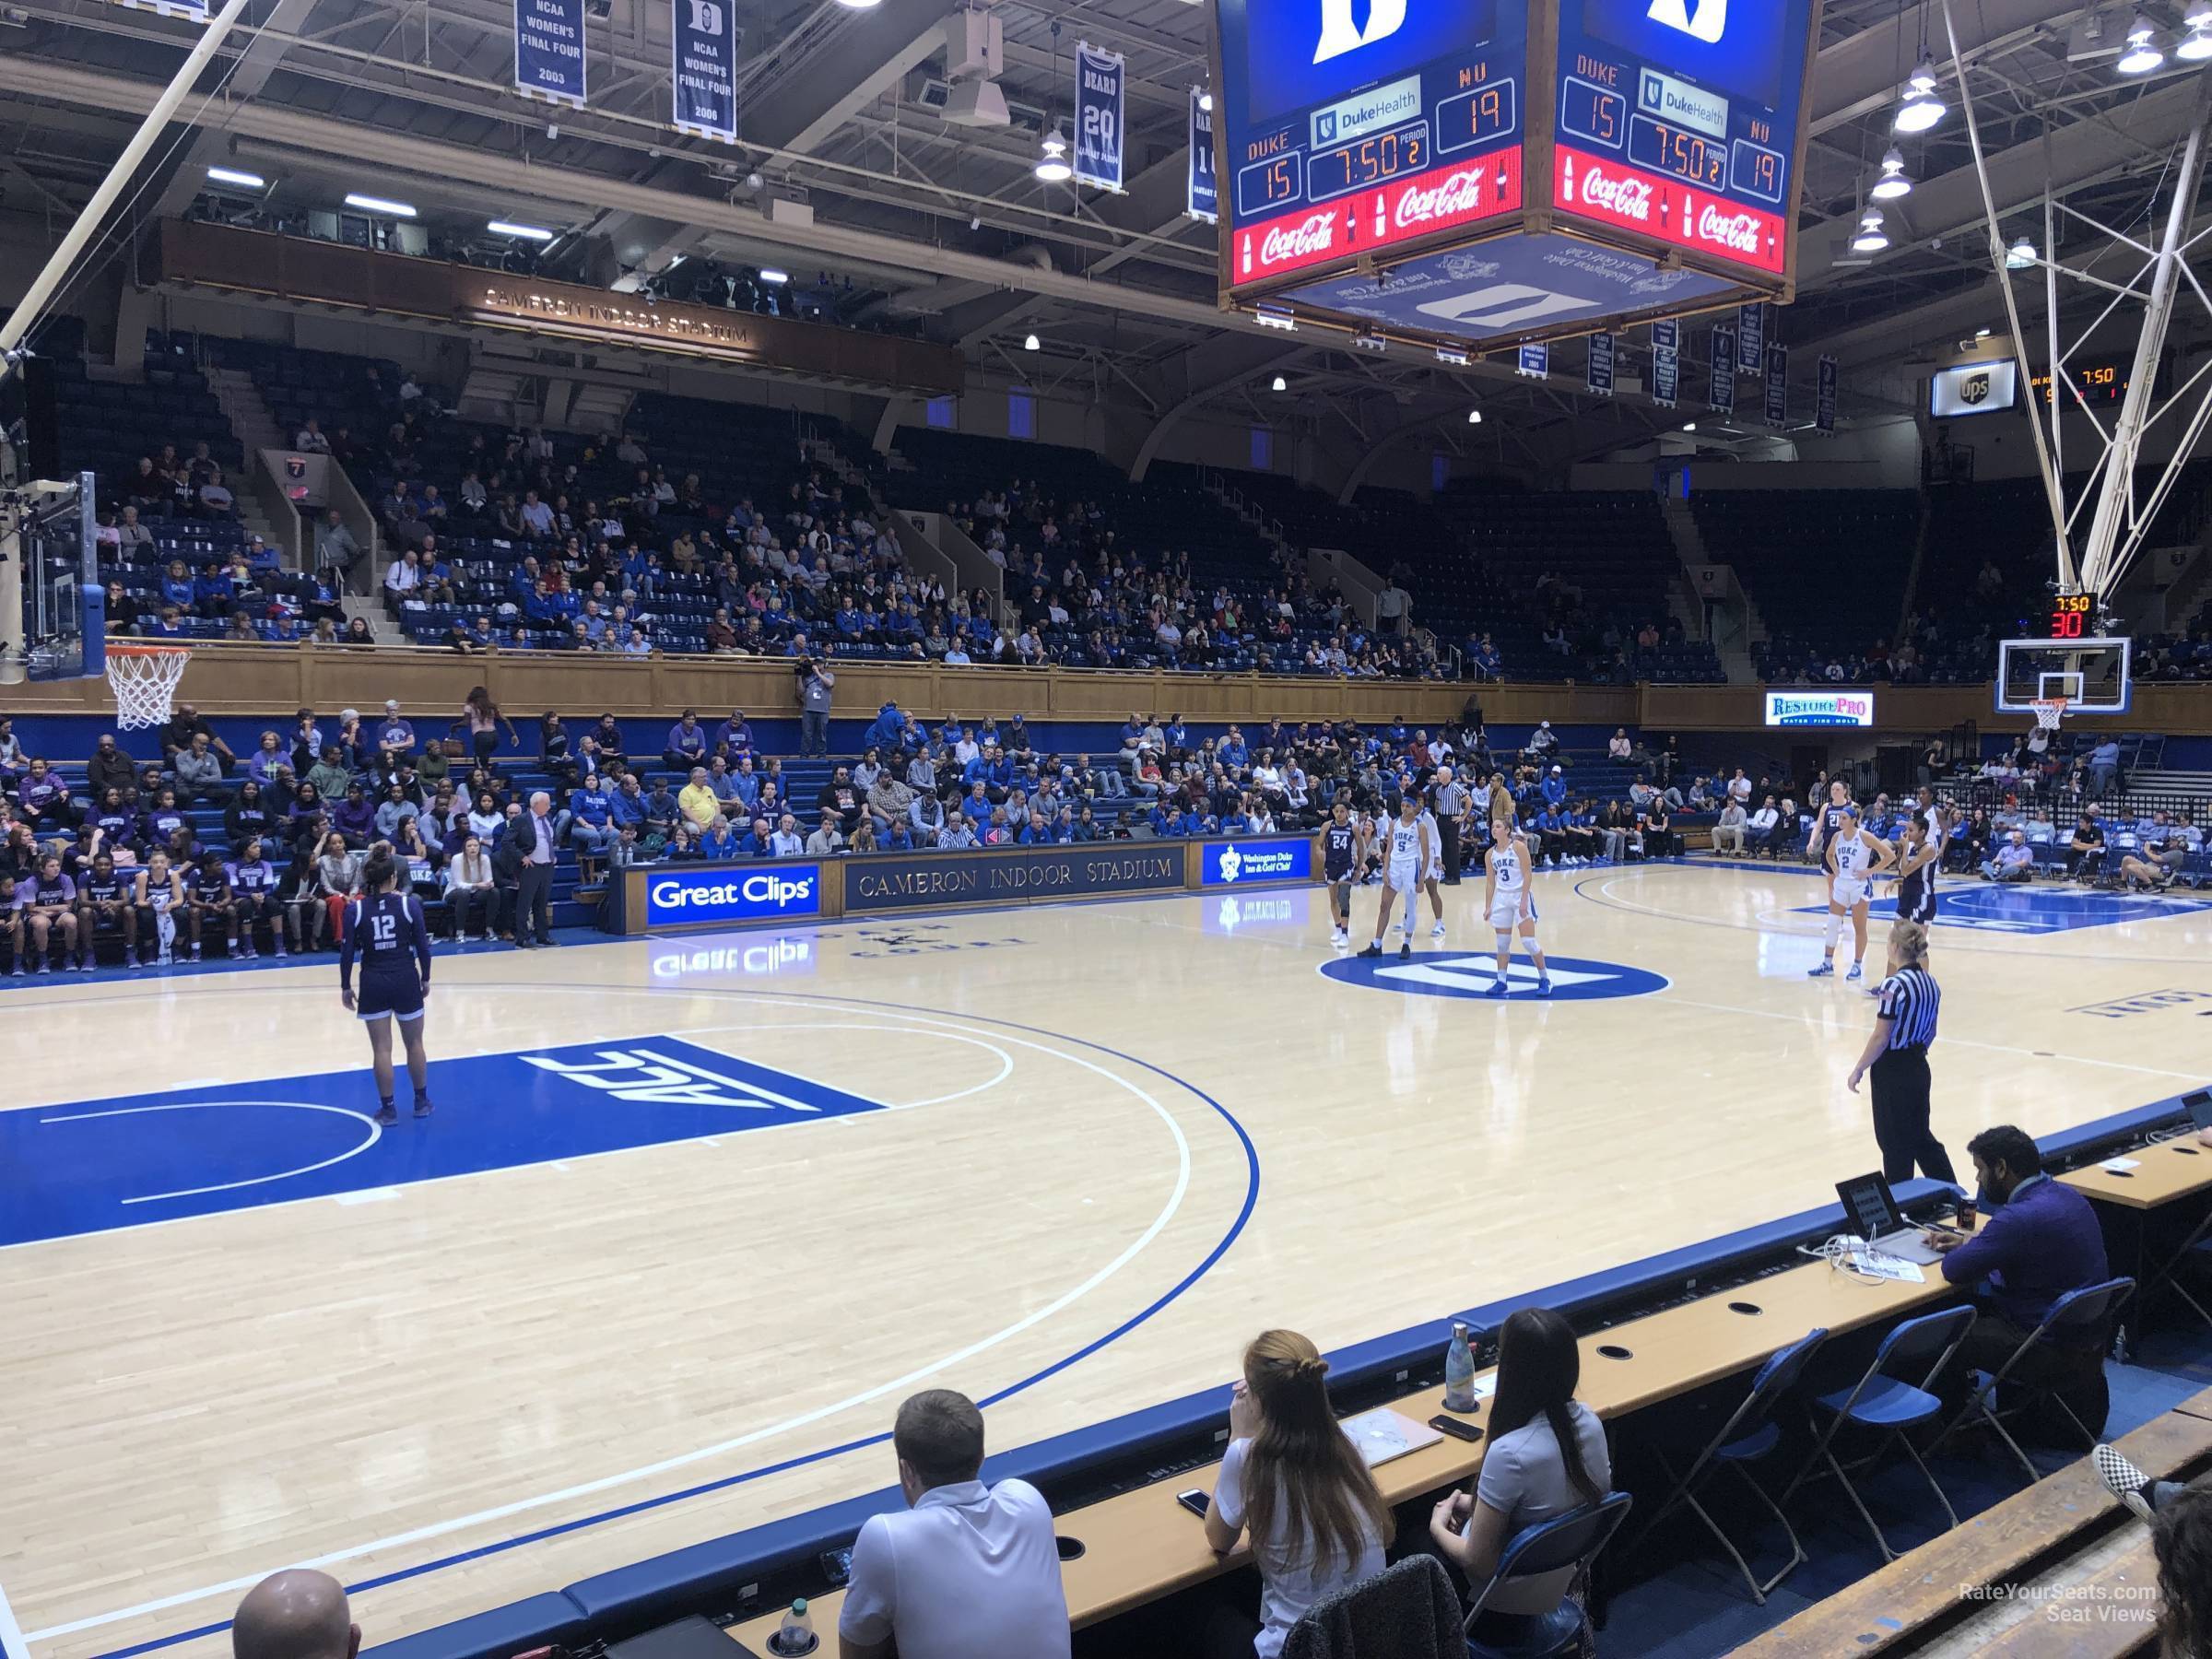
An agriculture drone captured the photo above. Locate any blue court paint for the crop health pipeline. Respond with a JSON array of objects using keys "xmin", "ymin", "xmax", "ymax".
[
  {"xmin": 2, "ymin": 1038, "xmax": 886, "ymax": 1249},
  {"xmin": 1318, "ymin": 949, "xmax": 1670, "ymax": 1002},
  {"xmin": 1788, "ymin": 886, "xmax": 2211, "ymax": 935},
  {"xmin": 69, "ymin": 990, "xmax": 1261, "ymax": 1659}
]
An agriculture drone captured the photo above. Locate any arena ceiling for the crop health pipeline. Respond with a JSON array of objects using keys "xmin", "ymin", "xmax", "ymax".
[{"xmin": 4, "ymin": 0, "xmax": 2211, "ymax": 470}]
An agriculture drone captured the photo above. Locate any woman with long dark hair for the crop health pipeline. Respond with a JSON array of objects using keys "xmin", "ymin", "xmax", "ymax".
[
  {"xmin": 452, "ymin": 685, "xmax": 518, "ymax": 770},
  {"xmin": 1202, "ymin": 1329, "xmax": 1390, "ymax": 1657},
  {"xmin": 339, "ymin": 841, "xmax": 435, "ymax": 1125},
  {"xmin": 1430, "ymin": 1307, "xmax": 1610, "ymax": 1643}
]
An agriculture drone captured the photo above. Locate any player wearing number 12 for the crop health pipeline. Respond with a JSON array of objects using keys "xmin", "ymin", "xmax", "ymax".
[{"xmin": 340, "ymin": 841, "xmax": 436, "ymax": 1124}]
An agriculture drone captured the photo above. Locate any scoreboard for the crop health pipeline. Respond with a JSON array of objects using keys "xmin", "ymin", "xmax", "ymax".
[
  {"xmin": 1213, "ymin": 0, "xmax": 1822, "ymax": 349},
  {"xmin": 1216, "ymin": 0, "xmax": 1527, "ymax": 287}
]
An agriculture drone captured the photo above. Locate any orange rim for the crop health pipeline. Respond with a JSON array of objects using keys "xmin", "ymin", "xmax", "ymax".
[{"xmin": 104, "ymin": 642, "xmax": 193, "ymax": 656}]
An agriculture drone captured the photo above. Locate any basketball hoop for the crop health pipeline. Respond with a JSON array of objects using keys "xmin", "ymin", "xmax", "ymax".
[
  {"xmin": 104, "ymin": 641, "xmax": 191, "ymax": 730},
  {"xmin": 2030, "ymin": 695, "xmax": 2069, "ymax": 733}
]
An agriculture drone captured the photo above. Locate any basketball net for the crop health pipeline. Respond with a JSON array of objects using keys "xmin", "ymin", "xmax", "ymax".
[
  {"xmin": 105, "ymin": 646, "xmax": 191, "ymax": 730},
  {"xmin": 2030, "ymin": 696, "xmax": 2068, "ymax": 733}
]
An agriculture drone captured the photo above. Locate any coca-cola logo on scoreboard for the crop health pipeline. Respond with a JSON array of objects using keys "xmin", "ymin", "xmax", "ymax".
[
  {"xmin": 1698, "ymin": 206, "xmax": 1762, "ymax": 256},
  {"xmin": 1258, "ymin": 211, "xmax": 1339, "ymax": 268},
  {"xmin": 1569, "ymin": 159, "xmax": 1653, "ymax": 222},
  {"xmin": 1394, "ymin": 168, "xmax": 1486, "ymax": 230},
  {"xmin": 1555, "ymin": 147, "xmax": 1782, "ymax": 274}
]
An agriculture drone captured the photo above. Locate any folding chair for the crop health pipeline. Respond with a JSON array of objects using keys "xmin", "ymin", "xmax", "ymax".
[
  {"xmin": 2138, "ymin": 1212, "xmax": 2212, "ymax": 1329},
  {"xmin": 1928, "ymin": 1277, "xmax": 2135, "ymax": 1485},
  {"xmin": 1624, "ymin": 1326, "xmax": 1828, "ymax": 1603},
  {"xmin": 1782, "ymin": 1304, "xmax": 1976, "ymax": 1561},
  {"xmin": 1463, "ymin": 1490, "xmax": 1634, "ymax": 1659}
]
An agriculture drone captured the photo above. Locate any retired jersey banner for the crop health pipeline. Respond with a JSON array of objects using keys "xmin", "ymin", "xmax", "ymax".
[
  {"xmin": 1651, "ymin": 319, "xmax": 1679, "ymax": 408},
  {"xmin": 1075, "ymin": 42, "xmax": 1125, "ymax": 192},
  {"xmin": 1188, "ymin": 88, "xmax": 1218, "ymax": 222},
  {"xmin": 515, "ymin": 0, "xmax": 586, "ymax": 106},
  {"xmin": 671, "ymin": 0, "xmax": 738, "ymax": 142},
  {"xmin": 1516, "ymin": 343, "xmax": 1549, "ymax": 380},
  {"xmin": 1764, "ymin": 342, "xmax": 1789, "ymax": 427},
  {"xmin": 1817, "ymin": 353, "xmax": 1839, "ymax": 432},
  {"xmin": 1586, "ymin": 331, "xmax": 1616, "ymax": 397},
  {"xmin": 1709, "ymin": 327, "xmax": 1735, "ymax": 414},
  {"xmin": 1736, "ymin": 302, "xmax": 1764, "ymax": 375},
  {"xmin": 113, "ymin": 0, "xmax": 209, "ymax": 19}
]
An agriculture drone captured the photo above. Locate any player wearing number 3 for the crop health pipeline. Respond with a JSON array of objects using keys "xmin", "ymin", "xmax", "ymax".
[
  {"xmin": 1483, "ymin": 819, "xmax": 1551, "ymax": 999},
  {"xmin": 1808, "ymin": 805, "xmax": 1893, "ymax": 982},
  {"xmin": 340, "ymin": 841, "xmax": 436, "ymax": 1124}
]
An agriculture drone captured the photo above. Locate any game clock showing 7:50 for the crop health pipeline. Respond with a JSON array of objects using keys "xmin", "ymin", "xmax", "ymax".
[{"xmin": 2049, "ymin": 593, "xmax": 2099, "ymax": 640}]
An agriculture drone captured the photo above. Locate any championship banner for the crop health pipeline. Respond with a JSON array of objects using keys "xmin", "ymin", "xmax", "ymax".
[
  {"xmin": 113, "ymin": 0, "xmax": 208, "ymax": 19},
  {"xmin": 1736, "ymin": 302, "xmax": 1763, "ymax": 376},
  {"xmin": 1075, "ymin": 41, "xmax": 1125, "ymax": 193},
  {"xmin": 515, "ymin": 0, "xmax": 586, "ymax": 106},
  {"xmin": 1586, "ymin": 331, "xmax": 1615, "ymax": 397},
  {"xmin": 1516, "ymin": 343, "xmax": 1549, "ymax": 380},
  {"xmin": 1650, "ymin": 319, "xmax": 1679, "ymax": 408},
  {"xmin": 1709, "ymin": 327, "xmax": 1735, "ymax": 414},
  {"xmin": 1187, "ymin": 88, "xmax": 1218, "ymax": 223},
  {"xmin": 671, "ymin": 0, "xmax": 738, "ymax": 143},
  {"xmin": 1816, "ymin": 353, "xmax": 1839, "ymax": 432},
  {"xmin": 1764, "ymin": 342, "xmax": 1789, "ymax": 427}
]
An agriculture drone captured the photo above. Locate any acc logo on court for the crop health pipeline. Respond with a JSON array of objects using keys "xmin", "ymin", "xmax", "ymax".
[{"xmin": 1319, "ymin": 950, "xmax": 1670, "ymax": 1002}]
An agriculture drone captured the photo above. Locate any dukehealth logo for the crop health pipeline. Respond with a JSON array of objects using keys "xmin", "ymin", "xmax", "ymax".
[
  {"xmin": 645, "ymin": 863, "xmax": 823, "ymax": 926},
  {"xmin": 1204, "ymin": 837, "xmax": 1314, "ymax": 886}
]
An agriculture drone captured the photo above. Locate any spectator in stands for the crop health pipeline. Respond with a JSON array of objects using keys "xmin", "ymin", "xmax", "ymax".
[
  {"xmin": 442, "ymin": 836, "xmax": 495, "ymax": 940},
  {"xmin": 2086, "ymin": 735, "xmax": 2122, "ymax": 798},
  {"xmin": 374, "ymin": 701, "xmax": 417, "ymax": 780},
  {"xmin": 568, "ymin": 773, "xmax": 616, "ymax": 859},
  {"xmin": 2066, "ymin": 808, "xmax": 2106, "ymax": 881},
  {"xmin": 160, "ymin": 703, "xmax": 236, "ymax": 779},
  {"xmin": 794, "ymin": 656, "xmax": 836, "ymax": 757},
  {"xmin": 1712, "ymin": 797, "xmax": 1748, "ymax": 855},
  {"xmin": 1980, "ymin": 828, "xmax": 2035, "ymax": 882},
  {"xmin": 806, "ymin": 812, "xmax": 843, "ymax": 856},
  {"xmin": 313, "ymin": 509, "xmax": 359, "ymax": 582},
  {"xmin": 452, "ymin": 688, "xmax": 517, "ymax": 770},
  {"xmin": 671, "ymin": 767, "xmax": 719, "ymax": 835},
  {"xmin": 231, "ymin": 1569, "xmax": 359, "ymax": 1659},
  {"xmin": 172, "ymin": 733, "xmax": 229, "ymax": 809},
  {"xmin": 836, "ymin": 1388, "xmax": 1070, "ymax": 1659},
  {"xmin": 332, "ymin": 783, "xmax": 377, "ymax": 850},
  {"xmin": 83, "ymin": 734, "xmax": 136, "ymax": 805},
  {"xmin": 664, "ymin": 710, "xmax": 710, "ymax": 772},
  {"xmin": 769, "ymin": 813, "xmax": 804, "ymax": 857},
  {"xmin": 1928, "ymin": 1124, "xmax": 2112, "ymax": 1428},
  {"xmin": 1429, "ymin": 1307, "xmax": 1609, "ymax": 1642}
]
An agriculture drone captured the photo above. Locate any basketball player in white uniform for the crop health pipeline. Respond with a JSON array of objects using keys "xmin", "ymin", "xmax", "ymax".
[
  {"xmin": 1809, "ymin": 805, "xmax": 1893, "ymax": 981},
  {"xmin": 1482, "ymin": 820, "xmax": 1551, "ymax": 998},
  {"xmin": 1359, "ymin": 794, "xmax": 1429, "ymax": 961},
  {"xmin": 1401, "ymin": 790, "xmax": 1448, "ymax": 940}
]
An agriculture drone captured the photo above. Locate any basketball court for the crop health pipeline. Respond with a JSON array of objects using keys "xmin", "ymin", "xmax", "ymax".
[{"xmin": 6, "ymin": 859, "xmax": 2209, "ymax": 1659}]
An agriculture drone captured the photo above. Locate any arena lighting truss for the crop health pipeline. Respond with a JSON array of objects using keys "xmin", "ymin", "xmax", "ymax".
[{"xmin": 1944, "ymin": 0, "xmax": 2212, "ymax": 602}]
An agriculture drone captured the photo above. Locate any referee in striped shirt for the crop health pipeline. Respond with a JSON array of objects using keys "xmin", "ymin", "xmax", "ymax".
[{"xmin": 1846, "ymin": 921, "xmax": 1957, "ymax": 1183}]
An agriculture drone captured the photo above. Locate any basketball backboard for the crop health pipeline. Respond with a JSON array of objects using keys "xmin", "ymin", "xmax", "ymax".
[{"xmin": 1994, "ymin": 636, "xmax": 2132, "ymax": 715}]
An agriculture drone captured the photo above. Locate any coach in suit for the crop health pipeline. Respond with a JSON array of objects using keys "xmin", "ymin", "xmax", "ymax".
[
  {"xmin": 513, "ymin": 791, "xmax": 559, "ymax": 947},
  {"xmin": 1431, "ymin": 768, "xmax": 1468, "ymax": 883}
]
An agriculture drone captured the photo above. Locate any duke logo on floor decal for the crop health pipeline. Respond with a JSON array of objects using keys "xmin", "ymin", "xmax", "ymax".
[{"xmin": 1319, "ymin": 950, "xmax": 1670, "ymax": 1002}]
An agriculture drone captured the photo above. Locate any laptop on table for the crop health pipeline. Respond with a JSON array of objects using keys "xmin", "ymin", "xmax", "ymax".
[{"xmin": 1835, "ymin": 1172, "xmax": 1946, "ymax": 1265}]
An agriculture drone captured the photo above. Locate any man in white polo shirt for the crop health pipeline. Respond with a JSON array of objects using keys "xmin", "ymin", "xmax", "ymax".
[{"xmin": 838, "ymin": 1390, "xmax": 1070, "ymax": 1659}]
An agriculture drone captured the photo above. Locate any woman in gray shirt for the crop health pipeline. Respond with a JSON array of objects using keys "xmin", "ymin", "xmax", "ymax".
[{"xmin": 1430, "ymin": 1307, "xmax": 1611, "ymax": 1645}]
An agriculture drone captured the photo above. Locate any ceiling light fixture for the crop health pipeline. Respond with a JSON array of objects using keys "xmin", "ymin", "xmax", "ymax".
[
  {"xmin": 1869, "ymin": 147, "xmax": 1912, "ymax": 201},
  {"xmin": 1466, "ymin": 408, "xmax": 1482, "ymax": 424},
  {"xmin": 1198, "ymin": 89, "xmax": 1214, "ymax": 112},
  {"xmin": 1034, "ymin": 130, "xmax": 1073, "ymax": 183},
  {"xmin": 1683, "ymin": 421, "xmax": 1697, "ymax": 432},
  {"xmin": 1850, "ymin": 206, "xmax": 1889, "ymax": 253},
  {"xmin": 1023, "ymin": 333, "xmax": 1041, "ymax": 350},
  {"xmin": 1434, "ymin": 345, "xmax": 1470, "ymax": 365},
  {"xmin": 488, "ymin": 220, "xmax": 556, "ymax": 241},
  {"xmin": 344, "ymin": 193, "xmax": 416, "ymax": 218},
  {"xmin": 758, "ymin": 266, "xmax": 789, "ymax": 284},
  {"xmin": 1976, "ymin": 326, "xmax": 1993, "ymax": 338},
  {"xmin": 206, "ymin": 166, "xmax": 265, "ymax": 190},
  {"xmin": 2005, "ymin": 235, "xmax": 2037, "ymax": 269},
  {"xmin": 2179, "ymin": 18, "xmax": 2212, "ymax": 59},
  {"xmin": 1893, "ymin": 56, "xmax": 1945, "ymax": 134},
  {"xmin": 1271, "ymin": 373, "xmax": 1288, "ymax": 391},
  {"xmin": 2118, "ymin": 11, "xmax": 2165, "ymax": 71}
]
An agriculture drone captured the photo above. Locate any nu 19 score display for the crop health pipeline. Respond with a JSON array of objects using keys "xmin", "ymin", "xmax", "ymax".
[
  {"xmin": 1214, "ymin": 0, "xmax": 1527, "ymax": 288},
  {"xmin": 1549, "ymin": 0, "xmax": 1817, "ymax": 280}
]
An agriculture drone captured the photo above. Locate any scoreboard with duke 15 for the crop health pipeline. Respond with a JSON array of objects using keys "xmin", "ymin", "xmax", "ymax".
[{"xmin": 1213, "ymin": 0, "xmax": 1822, "ymax": 350}]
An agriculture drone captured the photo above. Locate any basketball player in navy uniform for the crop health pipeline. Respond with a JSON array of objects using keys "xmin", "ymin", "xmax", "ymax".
[
  {"xmin": 1881, "ymin": 810, "xmax": 1944, "ymax": 985},
  {"xmin": 1358, "ymin": 794, "xmax": 1429, "ymax": 961},
  {"xmin": 340, "ymin": 842, "xmax": 436, "ymax": 1124},
  {"xmin": 1322, "ymin": 800, "xmax": 1364, "ymax": 947},
  {"xmin": 1808, "ymin": 805, "xmax": 1893, "ymax": 982},
  {"xmin": 1806, "ymin": 778, "xmax": 1854, "ymax": 865},
  {"xmin": 1482, "ymin": 819, "xmax": 1551, "ymax": 998}
]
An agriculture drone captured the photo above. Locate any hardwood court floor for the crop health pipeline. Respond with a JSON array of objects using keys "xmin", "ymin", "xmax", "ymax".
[{"xmin": 6, "ymin": 860, "xmax": 2209, "ymax": 1659}]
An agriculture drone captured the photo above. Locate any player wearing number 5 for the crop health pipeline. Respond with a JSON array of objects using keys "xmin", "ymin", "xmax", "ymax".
[{"xmin": 341, "ymin": 841, "xmax": 436, "ymax": 1125}]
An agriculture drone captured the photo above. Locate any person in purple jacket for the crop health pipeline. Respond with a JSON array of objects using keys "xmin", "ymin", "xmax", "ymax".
[
  {"xmin": 332, "ymin": 782, "xmax": 380, "ymax": 849},
  {"xmin": 18, "ymin": 853, "xmax": 81, "ymax": 972},
  {"xmin": 662, "ymin": 709, "xmax": 710, "ymax": 772}
]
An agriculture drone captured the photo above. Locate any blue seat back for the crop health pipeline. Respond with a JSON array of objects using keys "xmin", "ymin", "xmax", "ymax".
[
  {"xmin": 1731, "ymin": 1326, "xmax": 1828, "ymax": 1440},
  {"xmin": 2035, "ymin": 1277, "xmax": 2135, "ymax": 1345},
  {"xmin": 1477, "ymin": 1489, "xmax": 1633, "ymax": 1597},
  {"xmin": 1872, "ymin": 1303, "xmax": 1977, "ymax": 1393}
]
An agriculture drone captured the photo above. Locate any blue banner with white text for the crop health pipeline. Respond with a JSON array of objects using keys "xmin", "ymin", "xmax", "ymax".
[
  {"xmin": 515, "ymin": 0, "xmax": 586, "ymax": 106},
  {"xmin": 1817, "ymin": 353, "xmax": 1838, "ymax": 431},
  {"xmin": 671, "ymin": 0, "xmax": 738, "ymax": 142},
  {"xmin": 1516, "ymin": 343, "xmax": 1548, "ymax": 379},
  {"xmin": 1736, "ymin": 302, "xmax": 1764, "ymax": 375},
  {"xmin": 1188, "ymin": 88, "xmax": 1218, "ymax": 222},
  {"xmin": 1764, "ymin": 341, "xmax": 1789, "ymax": 428},
  {"xmin": 1651, "ymin": 318, "xmax": 1678, "ymax": 408},
  {"xmin": 1709, "ymin": 327, "xmax": 1735, "ymax": 414},
  {"xmin": 1076, "ymin": 41, "xmax": 1125, "ymax": 192},
  {"xmin": 1586, "ymin": 332, "xmax": 1615, "ymax": 397},
  {"xmin": 846, "ymin": 843, "xmax": 1182, "ymax": 913}
]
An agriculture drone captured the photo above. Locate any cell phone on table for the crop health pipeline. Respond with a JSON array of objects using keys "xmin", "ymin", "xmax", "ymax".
[
  {"xmin": 1176, "ymin": 1488, "xmax": 1209, "ymax": 1519},
  {"xmin": 1430, "ymin": 1415, "xmax": 1484, "ymax": 1443}
]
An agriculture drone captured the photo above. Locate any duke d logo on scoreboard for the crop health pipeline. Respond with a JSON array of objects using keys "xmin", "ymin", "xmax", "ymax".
[
  {"xmin": 1312, "ymin": 0, "xmax": 1406, "ymax": 65},
  {"xmin": 1646, "ymin": 0, "xmax": 1726, "ymax": 43}
]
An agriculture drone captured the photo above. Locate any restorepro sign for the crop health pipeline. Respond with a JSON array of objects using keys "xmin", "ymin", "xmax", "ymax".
[
  {"xmin": 643, "ymin": 862, "xmax": 823, "ymax": 927},
  {"xmin": 1201, "ymin": 837, "xmax": 1314, "ymax": 886},
  {"xmin": 1763, "ymin": 690, "xmax": 1875, "ymax": 728}
]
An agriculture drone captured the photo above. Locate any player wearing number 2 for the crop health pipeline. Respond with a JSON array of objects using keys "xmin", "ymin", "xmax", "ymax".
[
  {"xmin": 1808, "ymin": 806, "xmax": 1893, "ymax": 982},
  {"xmin": 340, "ymin": 841, "xmax": 436, "ymax": 1124}
]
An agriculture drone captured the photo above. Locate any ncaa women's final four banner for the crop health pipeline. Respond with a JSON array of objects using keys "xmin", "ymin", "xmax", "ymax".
[
  {"xmin": 1076, "ymin": 42, "xmax": 1126, "ymax": 192},
  {"xmin": 515, "ymin": 0, "xmax": 587, "ymax": 106},
  {"xmin": 672, "ymin": 0, "xmax": 740, "ymax": 143}
]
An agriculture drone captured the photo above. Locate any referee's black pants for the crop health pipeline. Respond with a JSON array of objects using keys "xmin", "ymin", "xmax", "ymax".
[
  {"xmin": 1870, "ymin": 1044, "xmax": 1956, "ymax": 1184},
  {"xmin": 1438, "ymin": 815, "xmax": 1462, "ymax": 883}
]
